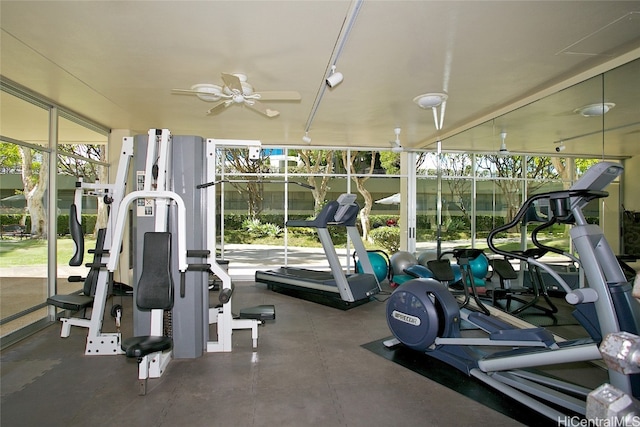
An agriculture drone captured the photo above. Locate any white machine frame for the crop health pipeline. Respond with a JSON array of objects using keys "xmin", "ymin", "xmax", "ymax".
[
  {"xmin": 107, "ymin": 129, "xmax": 187, "ymax": 381},
  {"xmin": 53, "ymin": 136, "xmax": 134, "ymax": 356},
  {"xmin": 204, "ymin": 138, "xmax": 264, "ymax": 352}
]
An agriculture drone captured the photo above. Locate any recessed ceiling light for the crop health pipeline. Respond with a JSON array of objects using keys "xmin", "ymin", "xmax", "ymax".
[
  {"xmin": 413, "ymin": 92, "xmax": 448, "ymax": 109},
  {"xmin": 574, "ymin": 102, "xmax": 615, "ymax": 117}
]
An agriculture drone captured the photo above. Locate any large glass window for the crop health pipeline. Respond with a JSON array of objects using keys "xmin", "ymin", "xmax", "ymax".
[
  {"xmin": 0, "ymin": 90, "xmax": 51, "ymax": 338},
  {"xmin": 217, "ymin": 147, "xmax": 406, "ymax": 277},
  {"xmin": 0, "ymin": 81, "xmax": 109, "ymax": 347},
  {"xmin": 56, "ymin": 116, "xmax": 109, "ymax": 297}
]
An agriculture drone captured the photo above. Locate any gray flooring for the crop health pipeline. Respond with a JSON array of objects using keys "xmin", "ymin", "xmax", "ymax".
[{"xmin": 1, "ymin": 280, "xmax": 530, "ymax": 427}]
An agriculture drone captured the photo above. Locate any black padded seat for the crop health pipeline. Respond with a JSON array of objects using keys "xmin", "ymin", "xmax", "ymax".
[
  {"xmin": 47, "ymin": 228, "xmax": 107, "ymax": 313},
  {"xmin": 121, "ymin": 336, "xmax": 172, "ymax": 358},
  {"xmin": 47, "ymin": 294, "xmax": 94, "ymax": 312}
]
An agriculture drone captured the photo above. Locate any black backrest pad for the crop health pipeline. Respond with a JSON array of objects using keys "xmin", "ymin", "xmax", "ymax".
[
  {"xmin": 83, "ymin": 228, "xmax": 107, "ymax": 297},
  {"xmin": 68, "ymin": 204, "xmax": 84, "ymax": 266},
  {"xmin": 137, "ymin": 232, "xmax": 174, "ymax": 311}
]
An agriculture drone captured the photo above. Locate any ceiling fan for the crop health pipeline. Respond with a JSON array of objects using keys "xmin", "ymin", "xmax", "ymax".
[
  {"xmin": 389, "ymin": 127, "xmax": 403, "ymax": 153},
  {"xmin": 498, "ymin": 131, "xmax": 510, "ymax": 155},
  {"xmin": 172, "ymin": 73, "xmax": 301, "ymax": 118}
]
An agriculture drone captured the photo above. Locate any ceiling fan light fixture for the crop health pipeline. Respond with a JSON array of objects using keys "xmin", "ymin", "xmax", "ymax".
[
  {"xmin": 498, "ymin": 131, "xmax": 509, "ymax": 155},
  {"xmin": 390, "ymin": 127, "xmax": 403, "ymax": 152},
  {"xmin": 413, "ymin": 92, "xmax": 448, "ymax": 109},
  {"xmin": 174, "ymin": 72, "xmax": 300, "ymax": 118},
  {"xmin": 574, "ymin": 102, "xmax": 615, "ymax": 117}
]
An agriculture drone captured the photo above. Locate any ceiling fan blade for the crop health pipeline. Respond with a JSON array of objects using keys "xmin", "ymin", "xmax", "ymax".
[
  {"xmin": 258, "ymin": 91, "xmax": 302, "ymax": 101},
  {"xmin": 171, "ymin": 88, "xmax": 202, "ymax": 94},
  {"xmin": 245, "ymin": 100, "xmax": 280, "ymax": 118},
  {"xmin": 171, "ymin": 88, "xmax": 226, "ymax": 96},
  {"xmin": 206, "ymin": 101, "xmax": 230, "ymax": 115},
  {"xmin": 221, "ymin": 73, "xmax": 243, "ymax": 93}
]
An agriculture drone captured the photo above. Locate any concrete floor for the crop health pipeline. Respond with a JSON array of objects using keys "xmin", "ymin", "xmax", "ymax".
[{"xmin": 0, "ymin": 279, "xmax": 533, "ymax": 427}]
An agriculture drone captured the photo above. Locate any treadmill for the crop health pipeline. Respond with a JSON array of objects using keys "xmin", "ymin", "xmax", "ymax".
[{"xmin": 255, "ymin": 194, "xmax": 381, "ymax": 309}]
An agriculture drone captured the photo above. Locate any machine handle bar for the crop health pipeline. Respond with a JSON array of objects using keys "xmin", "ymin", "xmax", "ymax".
[{"xmin": 487, "ymin": 189, "xmax": 608, "ymax": 262}]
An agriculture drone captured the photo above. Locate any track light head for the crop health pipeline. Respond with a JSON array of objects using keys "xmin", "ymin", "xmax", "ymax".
[
  {"xmin": 302, "ymin": 132, "xmax": 312, "ymax": 144},
  {"xmin": 556, "ymin": 143, "xmax": 566, "ymax": 152},
  {"xmin": 326, "ymin": 65, "xmax": 343, "ymax": 88}
]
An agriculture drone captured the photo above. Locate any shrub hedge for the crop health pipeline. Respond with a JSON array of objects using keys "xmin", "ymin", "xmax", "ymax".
[
  {"xmin": 0, "ymin": 214, "xmax": 98, "ymax": 236},
  {"xmin": 1, "ymin": 212, "xmax": 595, "ymax": 242}
]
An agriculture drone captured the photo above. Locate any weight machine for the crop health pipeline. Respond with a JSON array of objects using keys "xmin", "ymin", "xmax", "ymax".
[
  {"xmin": 47, "ymin": 129, "xmax": 274, "ymax": 390},
  {"xmin": 47, "ymin": 137, "xmax": 134, "ymax": 355},
  {"xmin": 101, "ymin": 130, "xmax": 273, "ymax": 392}
]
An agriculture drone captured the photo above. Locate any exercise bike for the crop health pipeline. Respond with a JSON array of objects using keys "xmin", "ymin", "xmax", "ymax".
[{"xmin": 385, "ymin": 162, "xmax": 640, "ymax": 422}]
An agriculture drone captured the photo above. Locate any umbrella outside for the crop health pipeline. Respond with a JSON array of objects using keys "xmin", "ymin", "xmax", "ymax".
[
  {"xmin": 0, "ymin": 194, "xmax": 26, "ymax": 207},
  {"xmin": 375, "ymin": 193, "xmax": 400, "ymax": 205}
]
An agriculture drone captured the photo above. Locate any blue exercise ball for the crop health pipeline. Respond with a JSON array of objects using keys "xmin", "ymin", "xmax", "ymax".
[{"xmin": 356, "ymin": 252, "xmax": 389, "ymax": 282}]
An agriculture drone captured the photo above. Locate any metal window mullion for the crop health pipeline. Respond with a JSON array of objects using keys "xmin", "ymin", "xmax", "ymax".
[{"xmin": 47, "ymin": 107, "xmax": 59, "ymax": 319}]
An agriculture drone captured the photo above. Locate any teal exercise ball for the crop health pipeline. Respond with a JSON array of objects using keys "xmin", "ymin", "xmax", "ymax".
[
  {"xmin": 391, "ymin": 274, "xmax": 414, "ymax": 287},
  {"xmin": 451, "ymin": 264, "xmax": 462, "ymax": 283},
  {"xmin": 469, "ymin": 252, "xmax": 489, "ymax": 280},
  {"xmin": 356, "ymin": 252, "xmax": 389, "ymax": 282}
]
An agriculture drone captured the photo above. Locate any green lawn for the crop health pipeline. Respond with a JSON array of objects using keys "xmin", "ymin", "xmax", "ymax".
[
  {"xmin": 0, "ymin": 237, "xmax": 97, "ymax": 267},
  {"xmin": 0, "ymin": 234, "xmax": 571, "ymax": 267}
]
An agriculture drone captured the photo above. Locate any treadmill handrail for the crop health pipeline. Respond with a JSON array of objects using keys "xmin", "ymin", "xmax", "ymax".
[
  {"xmin": 286, "ymin": 201, "xmax": 339, "ymax": 228},
  {"xmin": 285, "ymin": 194, "xmax": 361, "ymax": 229}
]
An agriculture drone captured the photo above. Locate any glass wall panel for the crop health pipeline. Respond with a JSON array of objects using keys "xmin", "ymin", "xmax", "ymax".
[
  {"xmin": 416, "ymin": 175, "xmax": 438, "ymax": 255},
  {"xmin": 0, "ymin": 91, "xmax": 49, "ymax": 146},
  {"xmin": 56, "ymin": 116, "xmax": 108, "ymax": 296},
  {"xmin": 284, "ymin": 177, "xmax": 352, "ymax": 271},
  {"xmin": 0, "ymin": 147, "xmax": 49, "ymax": 337},
  {"xmin": 1, "ymin": 84, "xmax": 111, "ymax": 347},
  {"xmin": 1, "ymin": 89, "xmax": 52, "ymax": 343}
]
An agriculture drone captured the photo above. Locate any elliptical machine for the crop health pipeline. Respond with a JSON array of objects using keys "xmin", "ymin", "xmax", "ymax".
[{"xmin": 385, "ymin": 162, "xmax": 640, "ymax": 421}]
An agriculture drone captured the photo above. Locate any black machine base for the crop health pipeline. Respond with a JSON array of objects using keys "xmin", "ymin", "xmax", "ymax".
[
  {"xmin": 238, "ymin": 305, "xmax": 276, "ymax": 321},
  {"xmin": 264, "ymin": 280, "xmax": 372, "ymax": 310}
]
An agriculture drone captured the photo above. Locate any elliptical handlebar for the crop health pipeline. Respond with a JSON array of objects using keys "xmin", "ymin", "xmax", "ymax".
[
  {"xmin": 487, "ymin": 188, "xmax": 611, "ymax": 295},
  {"xmin": 487, "ymin": 189, "xmax": 609, "ymax": 261},
  {"xmin": 487, "ymin": 192, "xmax": 552, "ymax": 262}
]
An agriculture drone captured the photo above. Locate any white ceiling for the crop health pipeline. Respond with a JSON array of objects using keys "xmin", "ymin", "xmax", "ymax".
[{"xmin": 1, "ymin": 1, "xmax": 639, "ymax": 158}]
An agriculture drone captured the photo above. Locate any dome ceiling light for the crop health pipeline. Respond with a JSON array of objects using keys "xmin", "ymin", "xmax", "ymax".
[
  {"xmin": 414, "ymin": 92, "xmax": 448, "ymax": 131},
  {"xmin": 574, "ymin": 102, "xmax": 615, "ymax": 117}
]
